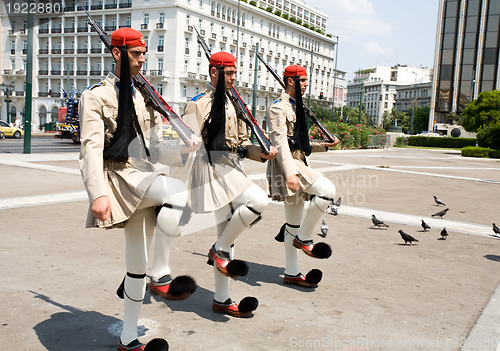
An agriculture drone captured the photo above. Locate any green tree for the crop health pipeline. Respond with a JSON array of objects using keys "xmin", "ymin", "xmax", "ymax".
[
  {"xmin": 385, "ymin": 108, "xmax": 409, "ymax": 132},
  {"xmin": 413, "ymin": 105, "xmax": 430, "ymax": 134},
  {"xmin": 346, "ymin": 104, "xmax": 368, "ymax": 125},
  {"xmin": 462, "ymin": 90, "xmax": 500, "ymax": 132},
  {"xmin": 309, "ymin": 104, "xmax": 331, "ymax": 124}
]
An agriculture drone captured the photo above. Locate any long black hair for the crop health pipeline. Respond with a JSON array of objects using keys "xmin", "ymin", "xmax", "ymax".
[
  {"xmin": 292, "ymin": 75, "xmax": 311, "ymax": 156},
  {"xmin": 205, "ymin": 65, "xmax": 227, "ymax": 161},
  {"xmin": 103, "ymin": 45, "xmax": 137, "ymax": 162}
]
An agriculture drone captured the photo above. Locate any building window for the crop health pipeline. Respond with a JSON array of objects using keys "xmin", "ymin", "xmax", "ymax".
[
  {"xmin": 199, "ymin": 0, "xmax": 203, "ymax": 7},
  {"xmin": 184, "ymin": 60, "xmax": 188, "ymax": 72},
  {"xmin": 182, "ymin": 85, "xmax": 187, "ymax": 97},
  {"xmin": 158, "ymin": 58, "xmax": 163, "ymax": 71},
  {"xmin": 159, "ymin": 13, "xmax": 165, "ymax": 24}
]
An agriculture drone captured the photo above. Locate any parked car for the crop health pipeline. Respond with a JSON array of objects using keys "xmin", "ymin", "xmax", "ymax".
[
  {"xmin": 162, "ymin": 124, "xmax": 179, "ymax": 140},
  {"xmin": 0, "ymin": 120, "xmax": 23, "ymax": 139}
]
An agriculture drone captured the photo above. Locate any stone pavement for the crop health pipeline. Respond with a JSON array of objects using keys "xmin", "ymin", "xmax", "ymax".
[{"xmin": 1, "ymin": 148, "xmax": 500, "ymax": 351}]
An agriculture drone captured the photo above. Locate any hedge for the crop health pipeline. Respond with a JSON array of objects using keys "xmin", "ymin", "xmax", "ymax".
[
  {"xmin": 477, "ymin": 124, "xmax": 500, "ymax": 150},
  {"xmin": 407, "ymin": 136, "xmax": 476, "ymax": 148},
  {"xmin": 461, "ymin": 146, "xmax": 500, "ymax": 158}
]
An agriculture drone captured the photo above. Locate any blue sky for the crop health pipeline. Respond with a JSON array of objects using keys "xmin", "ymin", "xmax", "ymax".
[{"xmin": 303, "ymin": 0, "xmax": 440, "ymax": 82}]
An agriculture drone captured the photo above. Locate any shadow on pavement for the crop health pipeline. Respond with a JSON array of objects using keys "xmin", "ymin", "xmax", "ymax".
[{"xmin": 30, "ymin": 291, "xmax": 121, "ymax": 351}]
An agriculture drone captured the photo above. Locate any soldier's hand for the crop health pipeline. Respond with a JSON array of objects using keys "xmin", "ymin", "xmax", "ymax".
[
  {"xmin": 287, "ymin": 174, "xmax": 300, "ymax": 191},
  {"xmin": 181, "ymin": 135, "xmax": 203, "ymax": 154},
  {"xmin": 325, "ymin": 136, "xmax": 340, "ymax": 148},
  {"xmin": 260, "ymin": 146, "xmax": 278, "ymax": 160},
  {"xmin": 92, "ymin": 196, "xmax": 111, "ymax": 222}
]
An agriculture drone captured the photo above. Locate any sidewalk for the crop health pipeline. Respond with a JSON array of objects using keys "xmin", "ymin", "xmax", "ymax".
[{"xmin": 0, "ymin": 148, "xmax": 499, "ymax": 350}]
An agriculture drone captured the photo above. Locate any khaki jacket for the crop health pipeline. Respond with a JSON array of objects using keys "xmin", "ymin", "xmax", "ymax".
[
  {"xmin": 78, "ymin": 73, "xmax": 184, "ymax": 228},
  {"xmin": 266, "ymin": 92, "xmax": 327, "ymax": 201},
  {"xmin": 182, "ymin": 84, "xmax": 264, "ymax": 213}
]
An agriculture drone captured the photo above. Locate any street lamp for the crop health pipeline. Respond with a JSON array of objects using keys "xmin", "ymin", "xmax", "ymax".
[
  {"xmin": 0, "ymin": 82, "xmax": 15, "ymax": 124},
  {"xmin": 330, "ymin": 35, "xmax": 339, "ymax": 122}
]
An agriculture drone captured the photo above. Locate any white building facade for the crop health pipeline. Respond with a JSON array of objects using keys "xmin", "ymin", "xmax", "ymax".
[
  {"xmin": 0, "ymin": 0, "xmax": 345, "ymax": 131},
  {"xmin": 346, "ymin": 65, "xmax": 432, "ymax": 126}
]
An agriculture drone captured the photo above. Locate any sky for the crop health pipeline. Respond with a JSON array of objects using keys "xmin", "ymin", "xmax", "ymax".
[{"xmin": 302, "ymin": 0, "xmax": 440, "ymax": 82}]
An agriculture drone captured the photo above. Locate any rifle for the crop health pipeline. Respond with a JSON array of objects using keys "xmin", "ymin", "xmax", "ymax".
[
  {"xmin": 193, "ymin": 26, "xmax": 271, "ymax": 155},
  {"xmin": 85, "ymin": 10, "xmax": 195, "ymax": 146},
  {"xmin": 256, "ymin": 53, "xmax": 337, "ymax": 143}
]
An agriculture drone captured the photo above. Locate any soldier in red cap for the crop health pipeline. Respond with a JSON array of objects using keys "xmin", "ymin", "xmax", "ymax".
[
  {"xmin": 182, "ymin": 51, "xmax": 277, "ymax": 317},
  {"xmin": 266, "ymin": 65, "xmax": 339, "ymax": 289},
  {"xmin": 79, "ymin": 27, "xmax": 201, "ymax": 351}
]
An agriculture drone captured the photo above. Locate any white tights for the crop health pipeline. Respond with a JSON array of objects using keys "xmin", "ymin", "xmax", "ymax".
[
  {"xmin": 283, "ymin": 176, "xmax": 335, "ymax": 276},
  {"xmin": 120, "ymin": 175, "xmax": 187, "ymax": 345},
  {"xmin": 213, "ymin": 185, "xmax": 268, "ymax": 302}
]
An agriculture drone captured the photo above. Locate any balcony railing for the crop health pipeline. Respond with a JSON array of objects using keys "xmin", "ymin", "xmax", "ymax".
[
  {"xmin": 149, "ymin": 70, "xmax": 162, "ymax": 75},
  {"xmin": 64, "ymin": 49, "xmax": 75, "ymax": 54},
  {"xmin": 156, "ymin": 22, "xmax": 164, "ymax": 29},
  {"xmin": 90, "ymin": 70, "xmax": 102, "ymax": 76},
  {"xmin": 38, "ymin": 92, "xmax": 49, "ymax": 97},
  {"xmin": 64, "ymin": 27, "xmax": 75, "ymax": 33},
  {"xmin": 3, "ymin": 69, "xmax": 13, "ymax": 74},
  {"xmin": 91, "ymin": 4, "xmax": 102, "ymax": 10},
  {"xmin": 51, "ymin": 70, "xmax": 61, "ymax": 75},
  {"xmin": 51, "ymin": 49, "xmax": 62, "ymax": 54},
  {"xmin": 10, "ymin": 49, "xmax": 15, "ymax": 55},
  {"xmin": 16, "ymin": 91, "xmax": 24, "ymax": 96},
  {"xmin": 141, "ymin": 23, "xmax": 148, "ymax": 29},
  {"xmin": 158, "ymin": 46, "xmax": 164, "ymax": 52},
  {"xmin": 76, "ymin": 70, "xmax": 88, "ymax": 75},
  {"xmin": 222, "ymin": 36, "xmax": 227, "ymax": 42},
  {"xmin": 22, "ymin": 49, "xmax": 27, "ymax": 54},
  {"xmin": 39, "ymin": 28, "xmax": 49, "ymax": 34},
  {"xmin": 119, "ymin": 2, "xmax": 132, "ymax": 8},
  {"xmin": 64, "ymin": 6, "xmax": 75, "ymax": 11},
  {"xmin": 77, "ymin": 26, "xmax": 88, "ymax": 32},
  {"xmin": 90, "ymin": 48, "xmax": 102, "ymax": 53},
  {"xmin": 63, "ymin": 70, "xmax": 74, "ymax": 75},
  {"xmin": 77, "ymin": 49, "xmax": 88, "ymax": 54},
  {"xmin": 199, "ymin": 74, "xmax": 207, "ymax": 80},
  {"xmin": 187, "ymin": 72, "xmax": 196, "ymax": 79},
  {"xmin": 200, "ymin": 29, "xmax": 205, "ymax": 35},
  {"xmin": 104, "ymin": 3, "xmax": 117, "ymax": 9},
  {"xmin": 51, "ymin": 28, "xmax": 62, "ymax": 33},
  {"xmin": 38, "ymin": 70, "xmax": 49, "ymax": 75},
  {"xmin": 185, "ymin": 48, "xmax": 189, "ymax": 54},
  {"xmin": 105, "ymin": 26, "xmax": 116, "ymax": 32}
]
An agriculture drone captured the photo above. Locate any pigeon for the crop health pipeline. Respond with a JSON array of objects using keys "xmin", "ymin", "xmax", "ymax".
[
  {"xmin": 493, "ymin": 223, "xmax": 500, "ymax": 236},
  {"xmin": 433, "ymin": 195, "xmax": 446, "ymax": 206},
  {"xmin": 334, "ymin": 197, "xmax": 342, "ymax": 207},
  {"xmin": 440, "ymin": 228, "xmax": 448, "ymax": 240},
  {"xmin": 371, "ymin": 214, "xmax": 389, "ymax": 228},
  {"xmin": 325, "ymin": 204, "xmax": 338, "ymax": 216},
  {"xmin": 421, "ymin": 220, "xmax": 431, "ymax": 232},
  {"xmin": 318, "ymin": 220, "xmax": 328, "ymax": 238},
  {"xmin": 399, "ymin": 229, "xmax": 419, "ymax": 246},
  {"xmin": 431, "ymin": 208, "xmax": 449, "ymax": 219}
]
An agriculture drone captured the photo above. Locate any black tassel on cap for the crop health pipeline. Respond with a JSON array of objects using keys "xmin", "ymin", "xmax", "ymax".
[
  {"xmin": 293, "ymin": 75, "xmax": 311, "ymax": 156},
  {"xmin": 103, "ymin": 45, "xmax": 137, "ymax": 162},
  {"xmin": 205, "ymin": 65, "xmax": 227, "ymax": 162}
]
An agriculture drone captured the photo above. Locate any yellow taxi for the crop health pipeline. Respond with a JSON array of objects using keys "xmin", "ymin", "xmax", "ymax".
[
  {"xmin": 162, "ymin": 124, "xmax": 179, "ymax": 140},
  {"xmin": 0, "ymin": 120, "xmax": 23, "ymax": 139}
]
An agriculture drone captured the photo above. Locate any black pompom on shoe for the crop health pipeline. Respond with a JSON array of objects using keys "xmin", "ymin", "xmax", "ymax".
[
  {"xmin": 168, "ymin": 275, "xmax": 197, "ymax": 297},
  {"xmin": 311, "ymin": 242, "xmax": 332, "ymax": 259},
  {"xmin": 144, "ymin": 338, "xmax": 169, "ymax": 351},
  {"xmin": 238, "ymin": 296, "xmax": 259, "ymax": 314},
  {"xmin": 227, "ymin": 260, "xmax": 249, "ymax": 277},
  {"xmin": 305, "ymin": 269, "xmax": 323, "ymax": 285},
  {"xmin": 275, "ymin": 223, "xmax": 286, "ymax": 242}
]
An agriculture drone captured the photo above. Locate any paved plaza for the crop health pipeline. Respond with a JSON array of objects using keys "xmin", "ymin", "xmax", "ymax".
[{"xmin": 1, "ymin": 147, "xmax": 500, "ymax": 350}]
